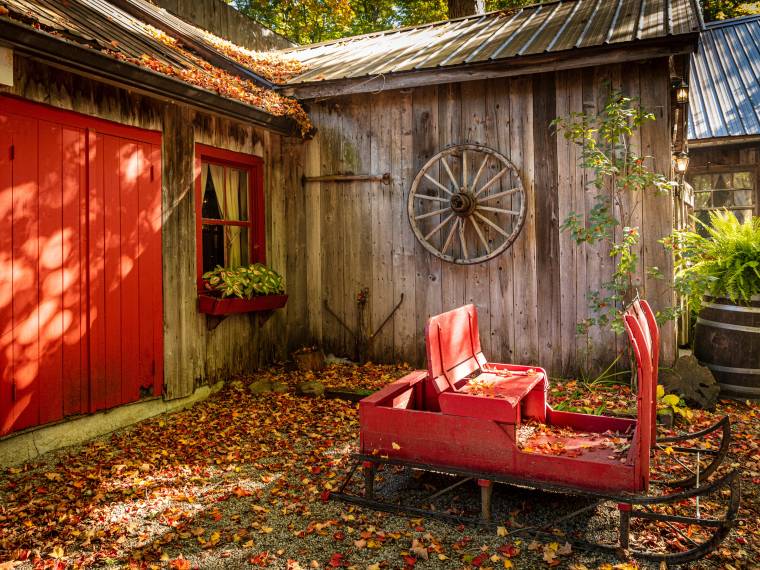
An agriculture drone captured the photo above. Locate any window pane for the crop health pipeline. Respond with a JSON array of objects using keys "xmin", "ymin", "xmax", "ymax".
[
  {"xmin": 224, "ymin": 226, "xmax": 249, "ymax": 268},
  {"xmin": 734, "ymin": 209, "xmax": 753, "ymax": 224},
  {"xmin": 734, "ymin": 171, "xmax": 752, "ymax": 189},
  {"xmin": 691, "ymin": 175, "xmax": 711, "ymax": 192},
  {"xmin": 714, "ymin": 173, "xmax": 732, "ymax": 189},
  {"xmin": 225, "ymin": 168, "xmax": 249, "ymax": 221},
  {"xmin": 712, "ymin": 189, "xmax": 733, "ymax": 207},
  {"xmin": 202, "ymin": 224, "xmax": 225, "ymax": 273},
  {"xmin": 202, "ymin": 163, "xmax": 225, "ymax": 220},
  {"xmin": 734, "ymin": 189, "xmax": 753, "ymax": 206},
  {"xmin": 695, "ymin": 191, "xmax": 711, "ymax": 209}
]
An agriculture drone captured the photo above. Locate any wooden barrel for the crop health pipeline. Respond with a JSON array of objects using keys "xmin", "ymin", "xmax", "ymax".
[{"xmin": 694, "ymin": 295, "xmax": 760, "ymax": 400}]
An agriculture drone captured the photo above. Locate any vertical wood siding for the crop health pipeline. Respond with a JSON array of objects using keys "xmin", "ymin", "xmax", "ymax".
[
  {"xmin": 4, "ymin": 57, "xmax": 309, "ymax": 403},
  {"xmin": 304, "ymin": 61, "xmax": 677, "ymax": 376}
]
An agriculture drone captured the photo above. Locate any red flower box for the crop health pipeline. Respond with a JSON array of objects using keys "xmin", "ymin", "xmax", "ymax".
[{"xmin": 198, "ymin": 294, "xmax": 288, "ymax": 316}]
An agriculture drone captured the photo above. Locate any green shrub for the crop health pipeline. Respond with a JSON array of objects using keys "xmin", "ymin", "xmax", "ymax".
[
  {"xmin": 665, "ymin": 210, "xmax": 760, "ymax": 311},
  {"xmin": 202, "ymin": 263, "xmax": 285, "ymax": 299}
]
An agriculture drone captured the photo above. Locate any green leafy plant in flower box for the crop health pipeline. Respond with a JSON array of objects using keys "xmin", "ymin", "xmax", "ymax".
[{"xmin": 202, "ymin": 263, "xmax": 285, "ymax": 299}]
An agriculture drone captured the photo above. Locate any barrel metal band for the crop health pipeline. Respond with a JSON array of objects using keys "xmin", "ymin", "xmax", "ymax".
[
  {"xmin": 703, "ymin": 302, "xmax": 760, "ymax": 314},
  {"xmin": 716, "ymin": 381, "xmax": 760, "ymax": 396},
  {"xmin": 696, "ymin": 317, "xmax": 760, "ymax": 333},
  {"xmin": 705, "ymin": 362, "xmax": 760, "ymax": 375}
]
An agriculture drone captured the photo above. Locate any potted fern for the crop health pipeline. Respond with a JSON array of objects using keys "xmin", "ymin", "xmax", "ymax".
[
  {"xmin": 199, "ymin": 263, "xmax": 288, "ymax": 315},
  {"xmin": 668, "ymin": 211, "xmax": 760, "ymax": 399}
]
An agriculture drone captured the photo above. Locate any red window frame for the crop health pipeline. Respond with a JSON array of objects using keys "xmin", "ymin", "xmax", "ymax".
[{"xmin": 194, "ymin": 143, "xmax": 265, "ymax": 291}]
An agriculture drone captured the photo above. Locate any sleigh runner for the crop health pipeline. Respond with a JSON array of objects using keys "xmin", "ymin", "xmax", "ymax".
[{"xmin": 332, "ymin": 301, "xmax": 740, "ymax": 564}]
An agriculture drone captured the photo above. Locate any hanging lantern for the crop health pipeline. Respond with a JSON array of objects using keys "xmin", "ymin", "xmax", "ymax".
[
  {"xmin": 674, "ymin": 79, "xmax": 689, "ymax": 104},
  {"xmin": 674, "ymin": 151, "xmax": 690, "ymax": 174}
]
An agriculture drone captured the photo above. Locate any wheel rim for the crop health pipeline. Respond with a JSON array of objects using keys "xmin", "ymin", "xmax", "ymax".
[{"xmin": 407, "ymin": 143, "xmax": 526, "ymax": 265}]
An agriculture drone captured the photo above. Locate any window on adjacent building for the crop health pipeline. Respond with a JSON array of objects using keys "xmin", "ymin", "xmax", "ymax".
[
  {"xmin": 195, "ymin": 145, "xmax": 265, "ymax": 289},
  {"xmin": 691, "ymin": 170, "xmax": 755, "ymax": 233}
]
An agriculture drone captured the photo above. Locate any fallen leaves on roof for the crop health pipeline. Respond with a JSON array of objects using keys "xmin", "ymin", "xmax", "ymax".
[{"xmin": 198, "ymin": 30, "xmax": 306, "ymax": 84}]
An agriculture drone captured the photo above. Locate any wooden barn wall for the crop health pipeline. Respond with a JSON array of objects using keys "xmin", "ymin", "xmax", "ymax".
[
  {"xmin": 689, "ymin": 142, "xmax": 760, "ymax": 217},
  {"xmin": 153, "ymin": 0, "xmax": 293, "ymax": 51},
  {"xmin": 3, "ymin": 55, "xmax": 308, "ymax": 400},
  {"xmin": 304, "ymin": 59, "xmax": 677, "ymax": 376}
]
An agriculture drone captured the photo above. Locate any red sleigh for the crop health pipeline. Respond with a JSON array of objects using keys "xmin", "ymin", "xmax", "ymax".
[{"xmin": 333, "ymin": 301, "xmax": 739, "ymax": 564}]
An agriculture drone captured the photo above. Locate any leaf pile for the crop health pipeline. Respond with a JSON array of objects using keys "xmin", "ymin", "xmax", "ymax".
[{"xmin": 243, "ymin": 361, "xmax": 413, "ymax": 392}]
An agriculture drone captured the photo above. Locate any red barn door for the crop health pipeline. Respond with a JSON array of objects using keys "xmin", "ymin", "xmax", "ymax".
[{"xmin": 0, "ymin": 98, "xmax": 163, "ymax": 436}]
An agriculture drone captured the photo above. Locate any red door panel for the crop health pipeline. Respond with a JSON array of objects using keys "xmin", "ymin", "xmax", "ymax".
[
  {"xmin": 88, "ymin": 132, "xmax": 163, "ymax": 413},
  {"xmin": 0, "ymin": 98, "xmax": 163, "ymax": 435}
]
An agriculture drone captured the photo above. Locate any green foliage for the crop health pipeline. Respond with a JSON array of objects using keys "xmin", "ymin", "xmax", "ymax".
[
  {"xmin": 662, "ymin": 210, "xmax": 760, "ymax": 312},
  {"xmin": 701, "ymin": 0, "xmax": 760, "ymax": 21},
  {"xmin": 232, "ymin": 0, "xmax": 542, "ymax": 44},
  {"xmin": 656, "ymin": 384, "xmax": 692, "ymax": 421},
  {"xmin": 552, "ymin": 89, "xmax": 677, "ymax": 334},
  {"xmin": 203, "ymin": 263, "xmax": 285, "ymax": 299}
]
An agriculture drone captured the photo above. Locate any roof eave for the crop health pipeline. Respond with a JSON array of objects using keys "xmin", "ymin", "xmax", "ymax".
[
  {"xmin": 282, "ymin": 34, "xmax": 700, "ymax": 100},
  {"xmin": 689, "ymin": 133, "xmax": 760, "ymax": 148},
  {"xmin": 0, "ymin": 18, "xmax": 300, "ymax": 137}
]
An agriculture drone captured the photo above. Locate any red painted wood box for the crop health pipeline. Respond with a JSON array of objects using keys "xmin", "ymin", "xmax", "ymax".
[{"xmin": 198, "ymin": 294, "xmax": 288, "ymax": 315}]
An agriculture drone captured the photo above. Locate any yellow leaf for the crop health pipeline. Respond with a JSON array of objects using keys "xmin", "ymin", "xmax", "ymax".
[
  {"xmin": 664, "ymin": 446, "xmax": 674, "ymax": 455},
  {"xmin": 438, "ymin": 554, "xmax": 448, "ymax": 561},
  {"xmin": 504, "ymin": 561, "xmax": 513, "ymax": 569},
  {"xmin": 656, "ymin": 385, "xmax": 664, "ymax": 399},
  {"xmin": 497, "ymin": 526, "xmax": 507, "ymax": 537},
  {"xmin": 51, "ymin": 546, "xmax": 64, "ymax": 559},
  {"xmin": 391, "ymin": 442, "xmax": 401, "ymax": 450},
  {"xmin": 367, "ymin": 565, "xmax": 381, "ymax": 570},
  {"xmin": 662, "ymin": 394, "xmax": 680, "ymax": 407}
]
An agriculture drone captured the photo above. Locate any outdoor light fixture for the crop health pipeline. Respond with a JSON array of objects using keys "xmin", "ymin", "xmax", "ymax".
[
  {"xmin": 674, "ymin": 79, "xmax": 689, "ymax": 104},
  {"xmin": 674, "ymin": 151, "xmax": 690, "ymax": 174}
]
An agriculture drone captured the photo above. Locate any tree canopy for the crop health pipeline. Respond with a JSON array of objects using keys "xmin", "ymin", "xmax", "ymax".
[{"xmin": 232, "ymin": 0, "xmax": 760, "ymax": 45}]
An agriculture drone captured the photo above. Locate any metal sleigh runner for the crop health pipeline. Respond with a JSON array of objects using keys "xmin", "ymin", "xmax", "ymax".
[{"xmin": 332, "ymin": 301, "xmax": 740, "ymax": 564}]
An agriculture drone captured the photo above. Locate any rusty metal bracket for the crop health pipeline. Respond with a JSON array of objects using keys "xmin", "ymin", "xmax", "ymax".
[{"xmin": 302, "ymin": 173, "xmax": 391, "ymax": 185}]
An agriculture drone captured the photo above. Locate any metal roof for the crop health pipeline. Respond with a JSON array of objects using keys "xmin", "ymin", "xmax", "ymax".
[
  {"xmin": 688, "ymin": 15, "xmax": 760, "ymax": 142},
  {"xmin": 0, "ymin": 0, "xmax": 304, "ymax": 133},
  {"xmin": 281, "ymin": 0, "xmax": 702, "ymax": 86}
]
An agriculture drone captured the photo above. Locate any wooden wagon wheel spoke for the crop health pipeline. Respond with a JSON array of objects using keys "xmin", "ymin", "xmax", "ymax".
[
  {"xmin": 477, "ymin": 187, "xmax": 520, "ymax": 202},
  {"xmin": 415, "ymin": 193, "xmax": 450, "ymax": 203},
  {"xmin": 473, "ymin": 167, "xmax": 510, "ymax": 197},
  {"xmin": 424, "ymin": 173, "xmax": 453, "ymax": 196},
  {"xmin": 469, "ymin": 217, "xmax": 490, "ymax": 254},
  {"xmin": 470, "ymin": 155, "xmax": 489, "ymax": 191},
  {"xmin": 476, "ymin": 205, "xmax": 521, "ymax": 215},
  {"xmin": 408, "ymin": 143, "xmax": 526, "ymax": 265},
  {"xmin": 424, "ymin": 214, "xmax": 455, "ymax": 241}
]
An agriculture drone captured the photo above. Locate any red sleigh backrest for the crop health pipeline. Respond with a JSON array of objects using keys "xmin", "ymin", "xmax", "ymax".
[
  {"xmin": 424, "ymin": 305, "xmax": 487, "ymax": 410},
  {"xmin": 630, "ymin": 299, "xmax": 660, "ymax": 442},
  {"xmin": 624, "ymin": 303, "xmax": 655, "ymax": 491}
]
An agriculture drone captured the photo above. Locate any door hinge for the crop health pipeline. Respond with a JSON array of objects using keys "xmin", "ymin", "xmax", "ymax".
[{"xmin": 9, "ymin": 144, "xmax": 14, "ymax": 161}]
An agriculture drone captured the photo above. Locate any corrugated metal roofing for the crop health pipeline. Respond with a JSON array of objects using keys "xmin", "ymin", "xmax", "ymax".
[
  {"xmin": 281, "ymin": 0, "xmax": 702, "ymax": 85},
  {"xmin": 3, "ymin": 0, "xmax": 198, "ymax": 70},
  {"xmin": 688, "ymin": 15, "xmax": 760, "ymax": 141}
]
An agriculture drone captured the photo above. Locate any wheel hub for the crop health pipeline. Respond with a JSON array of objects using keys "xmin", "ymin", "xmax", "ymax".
[{"xmin": 450, "ymin": 192, "xmax": 475, "ymax": 215}]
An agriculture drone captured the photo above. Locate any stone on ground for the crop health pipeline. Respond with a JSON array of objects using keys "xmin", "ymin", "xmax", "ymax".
[
  {"xmin": 248, "ymin": 379, "xmax": 274, "ymax": 395},
  {"xmin": 659, "ymin": 355, "xmax": 719, "ymax": 409},
  {"xmin": 296, "ymin": 381, "xmax": 325, "ymax": 398}
]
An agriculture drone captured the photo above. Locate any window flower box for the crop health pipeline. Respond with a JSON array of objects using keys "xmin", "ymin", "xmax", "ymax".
[{"xmin": 198, "ymin": 293, "xmax": 288, "ymax": 316}]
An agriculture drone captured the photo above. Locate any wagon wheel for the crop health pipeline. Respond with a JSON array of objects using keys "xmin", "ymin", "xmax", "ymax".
[{"xmin": 408, "ymin": 144, "xmax": 526, "ymax": 265}]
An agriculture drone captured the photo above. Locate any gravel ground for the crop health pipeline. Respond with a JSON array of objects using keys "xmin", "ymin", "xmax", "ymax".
[{"xmin": 0, "ymin": 364, "xmax": 756, "ymax": 570}]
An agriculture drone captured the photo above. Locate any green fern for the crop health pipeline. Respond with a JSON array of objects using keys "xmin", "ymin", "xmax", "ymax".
[{"xmin": 666, "ymin": 211, "xmax": 760, "ymax": 311}]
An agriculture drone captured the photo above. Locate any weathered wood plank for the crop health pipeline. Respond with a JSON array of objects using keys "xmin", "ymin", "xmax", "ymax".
[
  {"xmin": 392, "ymin": 90, "xmax": 418, "ymax": 364},
  {"xmin": 532, "ymin": 72, "xmax": 561, "ymax": 373},
  {"xmin": 485, "ymin": 77, "xmax": 516, "ymax": 363},
  {"xmin": 413, "ymin": 85, "xmax": 443, "ymax": 362}
]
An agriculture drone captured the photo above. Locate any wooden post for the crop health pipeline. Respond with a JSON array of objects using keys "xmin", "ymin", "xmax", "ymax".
[
  {"xmin": 478, "ymin": 479, "xmax": 493, "ymax": 522},
  {"xmin": 618, "ymin": 503, "xmax": 631, "ymax": 549},
  {"xmin": 363, "ymin": 461, "xmax": 377, "ymax": 500}
]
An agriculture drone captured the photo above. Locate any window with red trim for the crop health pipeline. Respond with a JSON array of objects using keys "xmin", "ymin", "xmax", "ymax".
[{"xmin": 195, "ymin": 144, "xmax": 265, "ymax": 290}]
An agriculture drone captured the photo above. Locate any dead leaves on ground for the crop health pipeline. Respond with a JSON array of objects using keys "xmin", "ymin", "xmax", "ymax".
[{"xmin": 0, "ymin": 363, "xmax": 756, "ymax": 569}]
